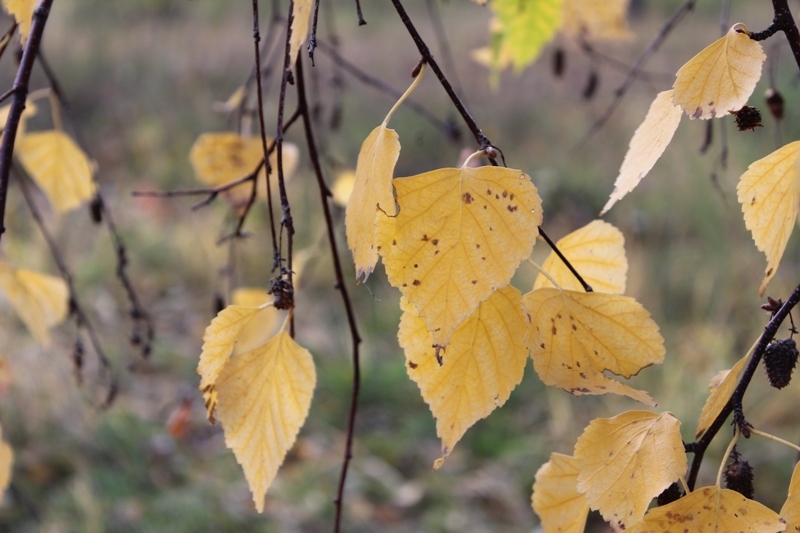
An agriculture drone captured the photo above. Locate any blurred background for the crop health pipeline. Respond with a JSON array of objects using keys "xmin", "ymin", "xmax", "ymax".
[{"xmin": 0, "ymin": 0, "xmax": 799, "ymax": 531}]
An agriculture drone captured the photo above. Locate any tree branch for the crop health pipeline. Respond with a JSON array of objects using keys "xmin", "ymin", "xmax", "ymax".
[{"xmin": 748, "ymin": 0, "xmax": 800, "ymax": 73}]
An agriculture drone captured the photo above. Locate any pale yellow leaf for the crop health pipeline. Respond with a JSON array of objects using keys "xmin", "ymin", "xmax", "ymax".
[
  {"xmin": 532, "ymin": 453, "xmax": 589, "ymax": 533},
  {"xmin": 212, "ymin": 86, "xmax": 246, "ymax": 113},
  {"xmin": 737, "ymin": 141, "xmax": 800, "ymax": 297},
  {"xmin": 533, "ymin": 220, "xmax": 628, "ymax": 293},
  {"xmin": 16, "ymin": 130, "xmax": 95, "ymax": 213},
  {"xmin": 289, "ymin": 0, "xmax": 314, "ymax": 65},
  {"xmin": 231, "ymin": 288, "xmax": 281, "ymax": 357},
  {"xmin": 331, "ymin": 170, "xmax": 355, "ymax": 207},
  {"xmin": 562, "ymin": 0, "xmax": 632, "ymax": 41},
  {"xmin": 0, "ymin": 100, "xmax": 38, "ymax": 136},
  {"xmin": 574, "ymin": 411, "xmax": 687, "ymax": 529},
  {"xmin": 0, "ymin": 261, "xmax": 68, "ymax": 346},
  {"xmin": 490, "ymin": 0, "xmax": 563, "ymax": 72},
  {"xmin": 345, "ymin": 125, "xmax": 400, "ymax": 282},
  {"xmin": 627, "ymin": 486, "xmax": 785, "ymax": 533},
  {"xmin": 398, "ymin": 286, "xmax": 528, "ymax": 469},
  {"xmin": 2, "ymin": 0, "xmax": 35, "ymax": 43},
  {"xmin": 0, "ymin": 422, "xmax": 11, "ymax": 496},
  {"xmin": 673, "ymin": 24, "xmax": 766, "ymax": 120},
  {"xmin": 601, "ymin": 90, "xmax": 683, "ymax": 214},
  {"xmin": 379, "ymin": 166, "xmax": 542, "ymax": 349},
  {"xmin": 696, "ymin": 352, "xmax": 748, "ymax": 438},
  {"xmin": 188, "ymin": 132, "xmax": 299, "ymax": 210},
  {"xmin": 216, "ymin": 329, "xmax": 316, "ymax": 513},
  {"xmin": 781, "ymin": 462, "xmax": 800, "ymax": 532}
]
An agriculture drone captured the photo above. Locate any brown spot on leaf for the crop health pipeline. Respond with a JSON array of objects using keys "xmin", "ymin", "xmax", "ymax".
[
  {"xmin": 502, "ymin": 191, "xmax": 508, "ymax": 198},
  {"xmin": 432, "ymin": 239, "xmax": 439, "ymax": 245},
  {"xmin": 408, "ymin": 361, "xmax": 418, "ymax": 369},
  {"xmin": 434, "ymin": 250, "xmax": 439, "ymax": 255},
  {"xmin": 751, "ymin": 196, "xmax": 756, "ymax": 205},
  {"xmin": 392, "ymin": 239, "xmax": 397, "ymax": 245},
  {"xmin": 475, "ymin": 243, "xmax": 481, "ymax": 249},
  {"xmin": 413, "ymin": 280, "xmax": 421, "ymax": 286},
  {"xmin": 422, "ymin": 234, "xmax": 429, "ymax": 242},
  {"xmin": 552, "ymin": 326, "xmax": 557, "ymax": 335},
  {"xmin": 414, "ymin": 264, "xmax": 418, "ymax": 268},
  {"xmin": 472, "ymin": 280, "xmax": 477, "ymax": 285},
  {"xmin": 509, "ymin": 193, "xmax": 514, "ymax": 200},
  {"xmin": 767, "ymin": 268, "xmax": 774, "ymax": 276},
  {"xmin": 579, "ymin": 372, "xmax": 587, "ymax": 379},
  {"xmin": 483, "ymin": 205, "xmax": 487, "ymax": 210},
  {"xmin": 572, "ymin": 324, "xmax": 577, "ymax": 331},
  {"xmin": 507, "ymin": 205, "xmax": 518, "ymax": 212},
  {"xmin": 495, "ymin": 194, "xmax": 500, "ymax": 199},
  {"xmin": 377, "ymin": 246, "xmax": 381, "ymax": 251},
  {"xmin": 487, "ymin": 189, "xmax": 492, "ymax": 195},
  {"xmin": 540, "ymin": 343, "xmax": 545, "ymax": 349},
  {"xmin": 481, "ymin": 257, "xmax": 486, "ymax": 261},
  {"xmin": 692, "ymin": 107, "xmax": 703, "ymax": 119},
  {"xmin": 462, "ymin": 192, "xmax": 474, "ymax": 204}
]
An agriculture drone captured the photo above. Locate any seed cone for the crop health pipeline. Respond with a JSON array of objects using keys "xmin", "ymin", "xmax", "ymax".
[{"xmin": 764, "ymin": 338, "xmax": 799, "ymax": 389}]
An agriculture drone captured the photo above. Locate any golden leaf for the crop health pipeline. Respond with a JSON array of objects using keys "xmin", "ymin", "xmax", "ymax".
[
  {"xmin": 672, "ymin": 24, "xmax": 766, "ymax": 120},
  {"xmin": 289, "ymin": 0, "xmax": 314, "ymax": 64},
  {"xmin": 188, "ymin": 132, "xmax": 299, "ymax": 210},
  {"xmin": 627, "ymin": 486, "xmax": 786, "ymax": 533},
  {"xmin": 522, "ymin": 288, "xmax": 663, "ymax": 403},
  {"xmin": 0, "ymin": 261, "xmax": 68, "ymax": 346},
  {"xmin": 737, "ymin": 141, "xmax": 800, "ymax": 297},
  {"xmin": 16, "ymin": 130, "xmax": 95, "ymax": 213},
  {"xmin": 331, "ymin": 170, "xmax": 355, "ymax": 207},
  {"xmin": 0, "ymin": 100, "xmax": 38, "ymax": 136},
  {"xmin": 345, "ymin": 125, "xmax": 400, "ymax": 281},
  {"xmin": 230, "ymin": 288, "xmax": 281, "ymax": 357},
  {"xmin": 398, "ymin": 286, "xmax": 528, "ymax": 469},
  {"xmin": 574, "ymin": 411, "xmax": 687, "ymax": 529},
  {"xmin": 379, "ymin": 165, "xmax": 542, "ymax": 349},
  {"xmin": 490, "ymin": 0, "xmax": 562, "ymax": 72},
  {"xmin": 215, "ymin": 327, "xmax": 316, "ymax": 513},
  {"xmin": 0, "ymin": 422, "xmax": 11, "ymax": 496},
  {"xmin": 601, "ymin": 90, "xmax": 683, "ymax": 215},
  {"xmin": 532, "ymin": 453, "xmax": 589, "ymax": 533},
  {"xmin": 696, "ymin": 352, "xmax": 748, "ymax": 438},
  {"xmin": 781, "ymin": 462, "xmax": 800, "ymax": 532},
  {"xmin": 562, "ymin": 0, "xmax": 632, "ymax": 41},
  {"xmin": 2, "ymin": 0, "xmax": 35, "ymax": 43},
  {"xmin": 533, "ymin": 220, "xmax": 628, "ymax": 294}
]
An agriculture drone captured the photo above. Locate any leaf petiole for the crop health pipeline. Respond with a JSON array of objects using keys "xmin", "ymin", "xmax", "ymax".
[{"xmin": 382, "ymin": 62, "xmax": 427, "ymax": 126}]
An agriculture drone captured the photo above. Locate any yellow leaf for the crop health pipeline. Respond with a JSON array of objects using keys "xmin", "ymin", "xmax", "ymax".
[
  {"xmin": 345, "ymin": 125, "xmax": 400, "ymax": 281},
  {"xmin": 574, "ymin": 411, "xmax": 687, "ymax": 529},
  {"xmin": 0, "ymin": 100, "xmax": 38, "ymax": 136},
  {"xmin": 331, "ymin": 170, "xmax": 355, "ymax": 207},
  {"xmin": 188, "ymin": 132, "xmax": 299, "ymax": 210},
  {"xmin": 2, "ymin": 0, "xmax": 35, "ymax": 43},
  {"xmin": 561, "ymin": 0, "xmax": 632, "ymax": 41},
  {"xmin": 490, "ymin": 0, "xmax": 562, "ymax": 72},
  {"xmin": 16, "ymin": 130, "xmax": 95, "ymax": 213},
  {"xmin": 601, "ymin": 90, "xmax": 683, "ymax": 215},
  {"xmin": 672, "ymin": 24, "xmax": 766, "ymax": 120},
  {"xmin": 212, "ymin": 86, "xmax": 246, "ymax": 113},
  {"xmin": 215, "ymin": 328, "xmax": 316, "ymax": 513},
  {"xmin": 696, "ymin": 352, "xmax": 748, "ymax": 438},
  {"xmin": 398, "ymin": 286, "xmax": 528, "ymax": 469},
  {"xmin": 289, "ymin": 0, "xmax": 314, "ymax": 65},
  {"xmin": 379, "ymin": 165, "xmax": 543, "ymax": 349},
  {"xmin": 532, "ymin": 453, "xmax": 589, "ymax": 533},
  {"xmin": 533, "ymin": 220, "xmax": 628, "ymax": 294},
  {"xmin": 0, "ymin": 261, "xmax": 68, "ymax": 346},
  {"xmin": 737, "ymin": 141, "xmax": 800, "ymax": 297},
  {"xmin": 231, "ymin": 288, "xmax": 281, "ymax": 357},
  {"xmin": 0, "ymin": 422, "xmax": 11, "ymax": 496},
  {"xmin": 781, "ymin": 462, "xmax": 800, "ymax": 532},
  {"xmin": 627, "ymin": 486, "xmax": 786, "ymax": 533}
]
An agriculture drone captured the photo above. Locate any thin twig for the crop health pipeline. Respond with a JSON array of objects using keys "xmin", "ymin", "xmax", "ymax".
[
  {"xmin": 424, "ymin": 0, "xmax": 466, "ymax": 107},
  {"xmin": 749, "ymin": 0, "xmax": 800, "ymax": 73},
  {"xmin": 538, "ymin": 227, "xmax": 593, "ymax": 292},
  {"xmin": 308, "ymin": 0, "xmax": 320, "ymax": 64},
  {"xmin": 354, "ymin": 0, "xmax": 366, "ymax": 26}
]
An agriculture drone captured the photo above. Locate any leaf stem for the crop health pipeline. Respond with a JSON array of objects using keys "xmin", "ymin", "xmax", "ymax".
[
  {"xmin": 716, "ymin": 427, "xmax": 739, "ymax": 488},
  {"xmin": 382, "ymin": 62, "xmax": 427, "ymax": 126},
  {"xmin": 749, "ymin": 427, "xmax": 800, "ymax": 454}
]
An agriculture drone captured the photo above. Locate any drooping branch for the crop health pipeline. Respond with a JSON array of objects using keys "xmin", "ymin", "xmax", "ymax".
[{"xmin": 748, "ymin": 0, "xmax": 800, "ymax": 73}]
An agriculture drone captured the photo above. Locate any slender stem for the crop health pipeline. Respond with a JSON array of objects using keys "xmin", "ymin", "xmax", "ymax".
[
  {"xmin": 0, "ymin": 0, "xmax": 54, "ymax": 243},
  {"xmin": 749, "ymin": 0, "xmax": 800, "ymax": 73},
  {"xmin": 750, "ymin": 427, "xmax": 800, "ymax": 454},
  {"xmin": 308, "ymin": 0, "xmax": 320, "ymax": 64},
  {"xmin": 383, "ymin": 63, "xmax": 427, "ymax": 126},
  {"xmin": 716, "ymin": 428, "xmax": 739, "ymax": 488},
  {"xmin": 354, "ymin": 0, "xmax": 366, "ymax": 26},
  {"xmin": 537, "ymin": 227, "xmax": 592, "ymax": 292}
]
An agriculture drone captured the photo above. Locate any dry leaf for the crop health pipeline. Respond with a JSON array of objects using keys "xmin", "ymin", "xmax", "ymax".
[
  {"xmin": 0, "ymin": 261, "xmax": 68, "ymax": 346},
  {"xmin": 331, "ymin": 170, "xmax": 355, "ymax": 207},
  {"xmin": 230, "ymin": 288, "xmax": 281, "ymax": 356},
  {"xmin": 289, "ymin": 0, "xmax": 314, "ymax": 64},
  {"xmin": 696, "ymin": 352, "xmax": 749, "ymax": 438},
  {"xmin": 533, "ymin": 220, "xmax": 628, "ymax": 293},
  {"xmin": 532, "ymin": 453, "xmax": 589, "ymax": 533},
  {"xmin": 16, "ymin": 130, "xmax": 95, "ymax": 213},
  {"xmin": 601, "ymin": 90, "xmax": 683, "ymax": 214},
  {"xmin": 2, "ymin": 0, "xmax": 35, "ymax": 43},
  {"xmin": 627, "ymin": 486, "xmax": 785, "ymax": 533},
  {"xmin": 672, "ymin": 24, "xmax": 766, "ymax": 120},
  {"xmin": 379, "ymin": 165, "xmax": 542, "ymax": 349},
  {"xmin": 562, "ymin": 0, "xmax": 632, "ymax": 41},
  {"xmin": 737, "ymin": 141, "xmax": 800, "ymax": 297},
  {"xmin": 0, "ymin": 422, "xmax": 11, "ymax": 496},
  {"xmin": 574, "ymin": 411, "xmax": 687, "ymax": 529},
  {"xmin": 781, "ymin": 462, "xmax": 800, "ymax": 532},
  {"xmin": 398, "ymin": 286, "xmax": 528, "ymax": 469},
  {"xmin": 490, "ymin": 0, "xmax": 562, "ymax": 72}
]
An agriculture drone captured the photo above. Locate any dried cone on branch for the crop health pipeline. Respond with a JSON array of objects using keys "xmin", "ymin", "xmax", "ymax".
[
  {"xmin": 763, "ymin": 338, "xmax": 799, "ymax": 389},
  {"xmin": 732, "ymin": 105, "xmax": 763, "ymax": 132},
  {"xmin": 724, "ymin": 449, "xmax": 754, "ymax": 499},
  {"xmin": 765, "ymin": 88, "xmax": 784, "ymax": 120}
]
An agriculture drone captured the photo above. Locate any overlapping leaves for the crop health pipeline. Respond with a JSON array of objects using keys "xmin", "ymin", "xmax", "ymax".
[{"xmin": 0, "ymin": 260, "xmax": 68, "ymax": 346}]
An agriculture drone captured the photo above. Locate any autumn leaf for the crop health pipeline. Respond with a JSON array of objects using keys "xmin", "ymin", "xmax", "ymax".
[
  {"xmin": 490, "ymin": 0, "xmax": 562, "ymax": 72},
  {"xmin": 289, "ymin": 0, "xmax": 314, "ymax": 65},
  {"xmin": 601, "ymin": 90, "xmax": 683, "ymax": 215},
  {"xmin": 0, "ymin": 422, "xmax": 11, "ymax": 496},
  {"xmin": 379, "ymin": 165, "xmax": 542, "ymax": 349},
  {"xmin": 736, "ymin": 141, "xmax": 800, "ymax": 297},
  {"xmin": 398, "ymin": 286, "xmax": 528, "ymax": 469},
  {"xmin": 627, "ymin": 486, "xmax": 786, "ymax": 533},
  {"xmin": 781, "ymin": 462, "xmax": 800, "ymax": 532},
  {"xmin": 16, "ymin": 130, "xmax": 95, "ymax": 213},
  {"xmin": 2, "ymin": 0, "xmax": 35, "ymax": 43},
  {"xmin": 574, "ymin": 411, "xmax": 687, "ymax": 529},
  {"xmin": 331, "ymin": 170, "xmax": 355, "ymax": 207},
  {"xmin": 561, "ymin": 0, "xmax": 632, "ymax": 41},
  {"xmin": 696, "ymin": 352, "xmax": 749, "ymax": 438},
  {"xmin": 230, "ymin": 288, "xmax": 281, "ymax": 357},
  {"xmin": 0, "ymin": 99, "xmax": 38, "ymax": 136},
  {"xmin": 215, "ymin": 326, "xmax": 316, "ymax": 513},
  {"xmin": 672, "ymin": 23, "xmax": 766, "ymax": 120},
  {"xmin": 532, "ymin": 453, "xmax": 589, "ymax": 533},
  {"xmin": 533, "ymin": 220, "xmax": 628, "ymax": 294},
  {"xmin": 0, "ymin": 261, "xmax": 68, "ymax": 346}
]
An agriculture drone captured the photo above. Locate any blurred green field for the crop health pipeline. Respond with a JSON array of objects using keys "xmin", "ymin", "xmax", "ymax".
[{"xmin": 1, "ymin": 0, "xmax": 800, "ymax": 531}]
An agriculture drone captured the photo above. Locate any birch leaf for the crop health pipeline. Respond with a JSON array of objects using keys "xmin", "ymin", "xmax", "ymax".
[
  {"xmin": 532, "ymin": 453, "xmax": 589, "ymax": 533},
  {"xmin": 627, "ymin": 486, "xmax": 786, "ymax": 533},
  {"xmin": 737, "ymin": 141, "xmax": 800, "ymax": 297},
  {"xmin": 331, "ymin": 170, "xmax": 355, "ymax": 207},
  {"xmin": 601, "ymin": 90, "xmax": 683, "ymax": 215},
  {"xmin": 398, "ymin": 286, "xmax": 528, "ymax": 469},
  {"xmin": 490, "ymin": 0, "xmax": 562, "ymax": 71},
  {"xmin": 0, "ymin": 423, "xmax": 11, "ymax": 496},
  {"xmin": 575, "ymin": 411, "xmax": 687, "ymax": 529},
  {"xmin": 379, "ymin": 166, "xmax": 542, "ymax": 349},
  {"xmin": 0, "ymin": 261, "xmax": 68, "ymax": 346},
  {"xmin": 345, "ymin": 125, "xmax": 400, "ymax": 282},
  {"xmin": 215, "ymin": 327, "xmax": 316, "ymax": 513},
  {"xmin": 696, "ymin": 352, "xmax": 749, "ymax": 438},
  {"xmin": 2, "ymin": 0, "xmax": 35, "ymax": 43},
  {"xmin": 672, "ymin": 24, "xmax": 766, "ymax": 120},
  {"xmin": 289, "ymin": 0, "xmax": 314, "ymax": 64},
  {"xmin": 781, "ymin": 462, "xmax": 800, "ymax": 532},
  {"xmin": 562, "ymin": 0, "xmax": 632, "ymax": 41},
  {"xmin": 230, "ymin": 288, "xmax": 281, "ymax": 357},
  {"xmin": 16, "ymin": 130, "xmax": 95, "ymax": 213},
  {"xmin": 533, "ymin": 220, "xmax": 628, "ymax": 294}
]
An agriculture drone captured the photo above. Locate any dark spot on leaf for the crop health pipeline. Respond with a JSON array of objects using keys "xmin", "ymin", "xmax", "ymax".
[
  {"xmin": 579, "ymin": 372, "xmax": 586, "ymax": 379},
  {"xmin": 552, "ymin": 326, "xmax": 557, "ymax": 335},
  {"xmin": 392, "ymin": 239, "xmax": 397, "ymax": 245},
  {"xmin": 434, "ymin": 250, "xmax": 439, "ymax": 255},
  {"xmin": 767, "ymin": 268, "xmax": 774, "ymax": 276},
  {"xmin": 472, "ymin": 280, "xmax": 477, "ymax": 285},
  {"xmin": 572, "ymin": 324, "xmax": 577, "ymax": 331},
  {"xmin": 509, "ymin": 193, "xmax": 514, "ymax": 200},
  {"xmin": 377, "ymin": 246, "xmax": 381, "ymax": 251},
  {"xmin": 408, "ymin": 361, "xmax": 418, "ymax": 369},
  {"xmin": 481, "ymin": 257, "xmax": 486, "ymax": 261},
  {"xmin": 414, "ymin": 264, "xmax": 418, "ymax": 268},
  {"xmin": 489, "ymin": 227, "xmax": 493, "ymax": 231},
  {"xmin": 462, "ymin": 192, "xmax": 474, "ymax": 204},
  {"xmin": 576, "ymin": 361, "xmax": 581, "ymax": 367},
  {"xmin": 495, "ymin": 194, "xmax": 500, "ymax": 199},
  {"xmin": 413, "ymin": 280, "xmax": 421, "ymax": 286},
  {"xmin": 402, "ymin": 283, "xmax": 407, "ymax": 287},
  {"xmin": 507, "ymin": 205, "xmax": 518, "ymax": 212},
  {"xmin": 487, "ymin": 189, "xmax": 492, "ymax": 195},
  {"xmin": 540, "ymin": 343, "xmax": 545, "ymax": 349},
  {"xmin": 751, "ymin": 196, "xmax": 756, "ymax": 205},
  {"xmin": 692, "ymin": 107, "xmax": 703, "ymax": 119},
  {"xmin": 475, "ymin": 244, "xmax": 481, "ymax": 248},
  {"xmin": 502, "ymin": 191, "xmax": 508, "ymax": 198},
  {"xmin": 422, "ymin": 234, "xmax": 429, "ymax": 242},
  {"xmin": 432, "ymin": 239, "xmax": 439, "ymax": 245},
  {"xmin": 483, "ymin": 205, "xmax": 487, "ymax": 210}
]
